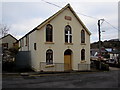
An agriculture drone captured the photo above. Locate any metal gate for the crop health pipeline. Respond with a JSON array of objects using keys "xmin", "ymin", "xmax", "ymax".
[{"xmin": 15, "ymin": 51, "xmax": 31, "ymax": 69}]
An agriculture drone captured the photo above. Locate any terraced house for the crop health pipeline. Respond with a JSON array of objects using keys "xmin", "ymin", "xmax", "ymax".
[
  {"xmin": 18, "ymin": 4, "xmax": 91, "ymax": 72},
  {"xmin": 0, "ymin": 34, "xmax": 17, "ymax": 49}
]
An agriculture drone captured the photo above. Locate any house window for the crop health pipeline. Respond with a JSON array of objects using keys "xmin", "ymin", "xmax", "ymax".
[
  {"xmin": 13, "ymin": 43, "xmax": 16, "ymax": 46},
  {"xmin": 2, "ymin": 43, "xmax": 8, "ymax": 49},
  {"xmin": 81, "ymin": 49, "xmax": 85, "ymax": 60},
  {"xmin": 65, "ymin": 25, "xmax": 72, "ymax": 43},
  {"xmin": 81, "ymin": 30, "xmax": 85, "ymax": 43},
  {"xmin": 34, "ymin": 43, "xmax": 36, "ymax": 50},
  {"xmin": 46, "ymin": 49, "xmax": 53, "ymax": 65},
  {"xmin": 46, "ymin": 24, "xmax": 53, "ymax": 42}
]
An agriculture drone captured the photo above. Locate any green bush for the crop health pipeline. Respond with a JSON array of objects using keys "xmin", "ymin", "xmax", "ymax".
[
  {"xmin": 101, "ymin": 63, "xmax": 109, "ymax": 71},
  {"xmin": 94, "ymin": 61, "xmax": 100, "ymax": 69}
]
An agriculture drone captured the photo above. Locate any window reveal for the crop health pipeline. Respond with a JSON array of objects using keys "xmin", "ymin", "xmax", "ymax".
[
  {"xmin": 46, "ymin": 49, "xmax": 53, "ymax": 65},
  {"xmin": 65, "ymin": 25, "xmax": 72, "ymax": 43}
]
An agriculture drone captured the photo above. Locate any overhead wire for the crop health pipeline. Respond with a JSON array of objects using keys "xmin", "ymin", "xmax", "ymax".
[
  {"xmin": 41, "ymin": 0, "xmax": 62, "ymax": 8},
  {"xmin": 104, "ymin": 20, "xmax": 119, "ymax": 31},
  {"xmin": 41, "ymin": 0, "xmax": 119, "ymax": 32}
]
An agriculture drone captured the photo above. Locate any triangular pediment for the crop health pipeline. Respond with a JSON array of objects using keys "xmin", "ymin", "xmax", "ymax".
[{"xmin": 35, "ymin": 4, "xmax": 91, "ymax": 35}]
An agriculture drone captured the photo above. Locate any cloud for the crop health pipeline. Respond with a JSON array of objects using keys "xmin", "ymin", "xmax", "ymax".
[
  {"xmin": 2, "ymin": 2, "xmax": 61, "ymax": 24},
  {"xmin": 2, "ymin": 1, "xmax": 118, "ymax": 42},
  {"xmin": 2, "ymin": 0, "xmax": 119, "ymax": 3},
  {"xmin": 102, "ymin": 30, "xmax": 118, "ymax": 40},
  {"xmin": 71, "ymin": 2, "xmax": 118, "ymax": 41},
  {"xmin": 9, "ymin": 17, "xmax": 45, "ymax": 39}
]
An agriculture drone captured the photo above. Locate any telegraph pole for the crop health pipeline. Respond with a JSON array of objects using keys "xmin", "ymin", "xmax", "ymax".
[
  {"xmin": 98, "ymin": 20, "xmax": 101, "ymax": 57},
  {"xmin": 98, "ymin": 19, "xmax": 104, "ymax": 58},
  {"xmin": 98, "ymin": 19, "xmax": 104, "ymax": 70}
]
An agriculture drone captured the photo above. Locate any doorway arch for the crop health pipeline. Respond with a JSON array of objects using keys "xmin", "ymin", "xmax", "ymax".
[{"xmin": 64, "ymin": 49, "xmax": 72, "ymax": 71}]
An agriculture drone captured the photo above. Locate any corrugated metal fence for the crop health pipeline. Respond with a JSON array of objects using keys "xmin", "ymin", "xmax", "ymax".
[{"xmin": 15, "ymin": 51, "xmax": 31, "ymax": 69}]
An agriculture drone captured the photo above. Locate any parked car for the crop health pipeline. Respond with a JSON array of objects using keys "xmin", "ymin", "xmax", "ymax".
[
  {"xmin": 106, "ymin": 59, "xmax": 116, "ymax": 64},
  {"xmin": 90, "ymin": 55, "xmax": 106, "ymax": 61}
]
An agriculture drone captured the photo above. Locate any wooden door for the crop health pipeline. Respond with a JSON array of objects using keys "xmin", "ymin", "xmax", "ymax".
[{"xmin": 64, "ymin": 55, "xmax": 72, "ymax": 71}]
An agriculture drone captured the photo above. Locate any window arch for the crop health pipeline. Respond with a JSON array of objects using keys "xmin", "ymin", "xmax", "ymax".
[
  {"xmin": 81, "ymin": 49, "xmax": 85, "ymax": 60},
  {"xmin": 65, "ymin": 25, "xmax": 72, "ymax": 43},
  {"xmin": 46, "ymin": 24, "xmax": 53, "ymax": 42},
  {"xmin": 46, "ymin": 49, "xmax": 53, "ymax": 65},
  {"xmin": 81, "ymin": 30, "xmax": 85, "ymax": 43}
]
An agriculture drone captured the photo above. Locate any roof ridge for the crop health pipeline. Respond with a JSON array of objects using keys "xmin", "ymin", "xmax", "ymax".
[
  {"xmin": 18, "ymin": 4, "xmax": 71, "ymax": 40},
  {"xmin": 0, "ymin": 34, "xmax": 17, "ymax": 41},
  {"xmin": 18, "ymin": 4, "xmax": 91, "ymax": 40}
]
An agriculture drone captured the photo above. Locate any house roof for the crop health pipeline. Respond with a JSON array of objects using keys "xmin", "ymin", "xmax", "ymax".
[
  {"xmin": 91, "ymin": 49, "xmax": 108, "ymax": 53},
  {"xmin": 19, "ymin": 4, "xmax": 91, "ymax": 41},
  {"xmin": 19, "ymin": 28, "xmax": 36, "ymax": 41},
  {"xmin": 0, "ymin": 34, "xmax": 18, "ymax": 41}
]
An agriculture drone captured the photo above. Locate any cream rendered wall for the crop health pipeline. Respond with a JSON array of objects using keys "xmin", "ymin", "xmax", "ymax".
[
  {"xmin": 18, "ymin": 41, "xmax": 20, "ymax": 50},
  {"xmin": 28, "ymin": 31, "xmax": 39, "ymax": 71},
  {"xmin": 20, "ymin": 36, "xmax": 29, "ymax": 51},
  {"xmin": 34, "ymin": 8, "xmax": 90, "ymax": 71},
  {"xmin": 19, "ymin": 8, "xmax": 90, "ymax": 71},
  {"xmin": 19, "ymin": 39, "xmax": 23, "ymax": 51},
  {"xmin": 2, "ymin": 35, "xmax": 17, "ymax": 49},
  {"xmin": 19, "ymin": 31, "xmax": 39, "ymax": 71}
]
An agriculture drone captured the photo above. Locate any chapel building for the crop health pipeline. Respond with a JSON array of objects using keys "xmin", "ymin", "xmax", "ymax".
[{"xmin": 18, "ymin": 4, "xmax": 91, "ymax": 72}]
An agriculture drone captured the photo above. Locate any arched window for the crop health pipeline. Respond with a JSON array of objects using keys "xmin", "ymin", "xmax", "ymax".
[
  {"xmin": 81, "ymin": 30, "xmax": 85, "ymax": 43},
  {"xmin": 81, "ymin": 49, "xmax": 85, "ymax": 60},
  {"xmin": 46, "ymin": 24, "xmax": 53, "ymax": 42},
  {"xmin": 46, "ymin": 49, "xmax": 53, "ymax": 65},
  {"xmin": 65, "ymin": 25, "xmax": 72, "ymax": 43}
]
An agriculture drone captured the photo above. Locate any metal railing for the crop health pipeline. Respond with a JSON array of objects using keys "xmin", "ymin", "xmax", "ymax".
[
  {"xmin": 78, "ymin": 64, "xmax": 90, "ymax": 71},
  {"xmin": 40, "ymin": 62, "xmax": 91, "ymax": 71},
  {"xmin": 40, "ymin": 62, "xmax": 70, "ymax": 72}
]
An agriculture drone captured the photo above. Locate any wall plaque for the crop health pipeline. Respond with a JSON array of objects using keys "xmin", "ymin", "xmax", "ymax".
[{"xmin": 65, "ymin": 16, "xmax": 72, "ymax": 21}]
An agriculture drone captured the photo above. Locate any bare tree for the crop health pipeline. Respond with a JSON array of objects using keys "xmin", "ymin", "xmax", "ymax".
[{"xmin": 0, "ymin": 24, "xmax": 10, "ymax": 37}]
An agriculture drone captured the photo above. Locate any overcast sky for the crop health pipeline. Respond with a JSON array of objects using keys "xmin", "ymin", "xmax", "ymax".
[{"xmin": 1, "ymin": 0, "xmax": 119, "ymax": 43}]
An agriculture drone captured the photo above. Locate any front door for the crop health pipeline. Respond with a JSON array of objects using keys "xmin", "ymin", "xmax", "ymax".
[
  {"xmin": 64, "ymin": 49, "xmax": 72, "ymax": 71},
  {"xmin": 64, "ymin": 55, "xmax": 72, "ymax": 70}
]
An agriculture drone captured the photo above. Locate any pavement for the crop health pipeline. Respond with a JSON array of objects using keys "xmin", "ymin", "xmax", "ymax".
[
  {"xmin": 109, "ymin": 67, "xmax": 120, "ymax": 71},
  {"xmin": 2, "ymin": 67, "xmax": 120, "ymax": 77},
  {"xmin": 2, "ymin": 69, "xmax": 99, "ymax": 77}
]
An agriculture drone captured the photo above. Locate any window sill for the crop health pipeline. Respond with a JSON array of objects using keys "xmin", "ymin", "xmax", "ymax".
[
  {"xmin": 45, "ymin": 64, "xmax": 55, "ymax": 68},
  {"xmin": 81, "ymin": 43, "xmax": 86, "ymax": 45},
  {"xmin": 64, "ymin": 43, "xmax": 73, "ymax": 45},
  {"xmin": 45, "ymin": 42, "xmax": 54, "ymax": 44},
  {"xmin": 80, "ymin": 60, "xmax": 86, "ymax": 63}
]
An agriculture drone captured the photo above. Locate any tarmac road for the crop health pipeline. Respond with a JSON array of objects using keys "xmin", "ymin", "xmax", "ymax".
[{"xmin": 2, "ymin": 69, "xmax": 120, "ymax": 88}]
